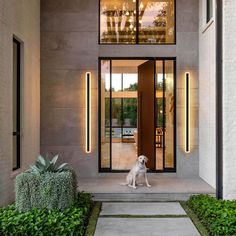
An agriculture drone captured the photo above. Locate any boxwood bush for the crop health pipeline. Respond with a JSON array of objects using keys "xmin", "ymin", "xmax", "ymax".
[
  {"xmin": 15, "ymin": 170, "xmax": 77, "ymax": 212},
  {"xmin": 0, "ymin": 192, "xmax": 93, "ymax": 236},
  {"xmin": 187, "ymin": 194, "xmax": 236, "ymax": 236}
]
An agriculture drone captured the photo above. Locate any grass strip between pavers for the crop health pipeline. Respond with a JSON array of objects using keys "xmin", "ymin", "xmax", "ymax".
[
  {"xmin": 85, "ymin": 202, "xmax": 102, "ymax": 236},
  {"xmin": 180, "ymin": 201, "xmax": 209, "ymax": 236},
  {"xmin": 100, "ymin": 214, "xmax": 188, "ymax": 218}
]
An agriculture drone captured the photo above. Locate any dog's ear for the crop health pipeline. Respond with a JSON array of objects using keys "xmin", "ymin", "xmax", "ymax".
[{"xmin": 145, "ymin": 156, "xmax": 148, "ymax": 163}]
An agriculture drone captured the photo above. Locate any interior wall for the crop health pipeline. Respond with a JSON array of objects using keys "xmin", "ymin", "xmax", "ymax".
[
  {"xmin": 40, "ymin": 0, "xmax": 199, "ymax": 178},
  {"xmin": 198, "ymin": 0, "xmax": 216, "ymax": 188},
  {"xmin": 0, "ymin": 0, "xmax": 40, "ymax": 205}
]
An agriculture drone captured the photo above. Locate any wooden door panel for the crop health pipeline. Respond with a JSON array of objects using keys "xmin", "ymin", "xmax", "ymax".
[{"xmin": 138, "ymin": 60, "xmax": 155, "ymax": 170}]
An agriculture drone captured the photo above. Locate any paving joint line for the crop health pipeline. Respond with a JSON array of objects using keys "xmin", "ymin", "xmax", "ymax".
[{"xmin": 99, "ymin": 214, "xmax": 188, "ymax": 218}]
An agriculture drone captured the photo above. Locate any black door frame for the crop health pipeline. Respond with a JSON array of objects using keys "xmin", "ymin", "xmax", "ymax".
[{"xmin": 98, "ymin": 57, "xmax": 176, "ymax": 173}]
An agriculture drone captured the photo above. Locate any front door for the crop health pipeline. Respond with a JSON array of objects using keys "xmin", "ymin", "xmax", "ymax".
[
  {"xmin": 99, "ymin": 58, "xmax": 175, "ymax": 172},
  {"xmin": 138, "ymin": 60, "xmax": 155, "ymax": 170}
]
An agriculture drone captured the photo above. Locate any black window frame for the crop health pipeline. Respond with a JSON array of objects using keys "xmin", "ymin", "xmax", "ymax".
[
  {"xmin": 98, "ymin": 57, "xmax": 177, "ymax": 173},
  {"xmin": 98, "ymin": 0, "xmax": 176, "ymax": 45},
  {"xmin": 13, "ymin": 37, "xmax": 21, "ymax": 171}
]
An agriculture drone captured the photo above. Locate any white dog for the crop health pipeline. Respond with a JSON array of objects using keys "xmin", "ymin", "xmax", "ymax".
[{"xmin": 121, "ymin": 155, "xmax": 151, "ymax": 189}]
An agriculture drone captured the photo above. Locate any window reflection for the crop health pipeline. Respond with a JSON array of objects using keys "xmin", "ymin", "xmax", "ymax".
[
  {"xmin": 101, "ymin": 60, "xmax": 111, "ymax": 169},
  {"xmin": 100, "ymin": 0, "xmax": 136, "ymax": 44},
  {"xmin": 139, "ymin": 0, "xmax": 175, "ymax": 43},
  {"xmin": 164, "ymin": 60, "xmax": 174, "ymax": 168},
  {"xmin": 100, "ymin": 0, "xmax": 175, "ymax": 44}
]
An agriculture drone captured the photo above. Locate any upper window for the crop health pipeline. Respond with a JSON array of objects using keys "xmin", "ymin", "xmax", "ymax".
[
  {"xmin": 99, "ymin": 0, "xmax": 175, "ymax": 44},
  {"xmin": 206, "ymin": 0, "xmax": 213, "ymax": 23}
]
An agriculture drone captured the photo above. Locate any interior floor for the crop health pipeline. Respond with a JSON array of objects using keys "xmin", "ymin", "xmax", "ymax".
[{"xmin": 101, "ymin": 143, "xmax": 170, "ymax": 171}]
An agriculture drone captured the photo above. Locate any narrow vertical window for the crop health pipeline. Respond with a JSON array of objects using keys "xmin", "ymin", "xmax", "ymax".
[
  {"xmin": 13, "ymin": 38, "xmax": 21, "ymax": 170},
  {"xmin": 206, "ymin": 0, "xmax": 213, "ymax": 23}
]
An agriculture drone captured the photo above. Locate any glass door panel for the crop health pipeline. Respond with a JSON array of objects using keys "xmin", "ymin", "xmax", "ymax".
[
  {"xmin": 164, "ymin": 60, "xmax": 174, "ymax": 168},
  {"xmin": 100, "ymin": 60, "xmax": 111, "ymax": 169},
  {"xmin": 100, "ymin": 59, "xmax": 175, "ymax": 172},
  {"xmin": 111, "ymin": 62, "xmax": 139, "ymax": 170},
  {"xmin": 156, "ymin": 60, "xmax": 164, "ymax": 170}
]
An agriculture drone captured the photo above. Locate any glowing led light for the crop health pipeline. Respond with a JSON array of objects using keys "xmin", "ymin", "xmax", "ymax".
[
  {"xmin": 185, "ymin": 72, "xmax": 190, "ymax": 153},
  {"xmin": 140, "ymin": 2, "xmax": 144, "ymax": 9},
  {"xmin": 126, "ymin": 11, "xmax": 130, "ymax": 16},
  {"xmin": 85, "ymin": 72, "xmax": 91, "ymax": 153}
]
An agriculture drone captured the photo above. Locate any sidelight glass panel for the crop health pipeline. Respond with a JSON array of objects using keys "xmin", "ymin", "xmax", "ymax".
[
  {"xmin": 101, "ymin": 60, "xmax": 111, "ymax": 169},
  {"xmin": 164, "ymin": 60, "xmax": 174, "ymax": 168},
  {"xmin": 100, "ymin": 0, "xmax": 137, "ymax": 44},
  {"xmin": 156, "ymin": 60, "xmax": 164, "ymax": 170},
  {"xmin": 139, "ymin": 0, "xmax": 175, "ymax": 44}
]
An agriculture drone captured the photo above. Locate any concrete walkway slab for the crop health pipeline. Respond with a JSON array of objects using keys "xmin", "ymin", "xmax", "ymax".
[
  {"xmin": 78, "ymin": 174, "xmax": 215, "ymax": 201},
  {"xmin": 100, "ymin": 202, "xmax": 187, "ymax": 216},
  {"xmin": 94, "ymin": 218, "xmax": 200, "ymax": 236}
]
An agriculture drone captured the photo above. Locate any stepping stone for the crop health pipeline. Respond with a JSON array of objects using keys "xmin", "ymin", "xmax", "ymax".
[
  {"xmin": 100, "ymin": 202, "xmax": 187, "ymax": 216},
  {"xmin": 94, "ymin": 218, "xmax": 200, "ymax": 236}
]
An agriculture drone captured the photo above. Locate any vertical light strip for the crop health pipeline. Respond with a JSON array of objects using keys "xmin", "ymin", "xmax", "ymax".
[
  {"xmin": 85, "ymin": 72, "xmax": 91, "ymax": 153},
  {"xmin": 185, "ymin": 72, "xmax": 190, "ymax": 153}
]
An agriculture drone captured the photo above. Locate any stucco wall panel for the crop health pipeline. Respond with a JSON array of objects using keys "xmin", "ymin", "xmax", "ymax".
[
  {"xmin": 41, "ymin": 0, "xmax": 199, "ymax": 178},
  {"xmin": 223, "ymin": 0, "xmax": 236, "ymax": 199},
  {"xmin": 0, "ymin": 0, "xmax": 40, "ymax": 205}
]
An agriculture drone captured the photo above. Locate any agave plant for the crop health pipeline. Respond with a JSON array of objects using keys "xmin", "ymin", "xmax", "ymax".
[{"xmin": 28, "ymin": 154, "xmax": 68, "ymax": 174}]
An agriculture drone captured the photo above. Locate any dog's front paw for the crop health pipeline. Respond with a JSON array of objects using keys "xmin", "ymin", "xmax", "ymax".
[
  {"xmin": 133, "ymin": 186, "xmax": 137, "ymax": 189},
  {"xmin": 147, "ymin": 184, "xmax": 151, "ymax": 187}
]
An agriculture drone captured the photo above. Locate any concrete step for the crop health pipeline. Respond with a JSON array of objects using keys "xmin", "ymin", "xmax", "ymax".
[{"xmin": 91, "ymin": 192, "xmax": 215, "ymax": 202}]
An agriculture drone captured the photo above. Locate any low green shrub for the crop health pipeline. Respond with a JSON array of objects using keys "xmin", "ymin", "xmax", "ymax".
[
  {"xmin": 187, "ymin": 194, "xmax": 236, "ymax": 236},
  {"xmin": 15, "ymin": 170, "xmax": 77, "ymax": 212},
  {"xmin": 0, "ymin": 192, "xmax": 93, "ymax": 236}
]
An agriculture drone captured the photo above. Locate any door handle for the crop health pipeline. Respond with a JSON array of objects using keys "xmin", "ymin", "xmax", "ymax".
[{"xmin": 13, "ymin": 131, "xmax": 20, "ymax": 136}]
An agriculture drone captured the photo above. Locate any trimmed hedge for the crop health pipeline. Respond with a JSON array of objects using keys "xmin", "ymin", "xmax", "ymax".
[
  {"xmin": 187, "ymin": 194, "xmax": 236, "ymax": 236},
  {"xmin": 15, "ymin": 170, "xmax": 77, "ymax": 212},
  {"xmin": 0, "ymin": 192, "xmax": 93, "ymax": 236}
]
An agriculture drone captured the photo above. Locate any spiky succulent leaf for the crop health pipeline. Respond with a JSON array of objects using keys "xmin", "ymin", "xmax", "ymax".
[
  {"xmin": 29, "ymin": 165, "xmax": 40, "ymax": 173},
  {"xmin": 27, "ymin": 154, "xmax": 68, "ymax": 174},
  {"xmin": 51, "ymin": 154, "xmax": 59, "ymax": 165},
  {"xmin": 37, "ymin": 155, "xmax": 46, "ymax": 166},
  {"xmin": 57, "ymin": 163, "xmax": 68, "ymax": 172}
]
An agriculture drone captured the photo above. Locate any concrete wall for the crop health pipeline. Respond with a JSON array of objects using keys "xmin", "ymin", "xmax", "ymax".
[
  {"xmin": 0, "ymin": 0, "xmax": 40, "ymax": 205},
  {"xmin": 223, "ymin": 0, "xmax": 236, "ymax": 199},
  {"xmin": 40, "ymin": 0, "xmax": 199, "ymax": 178},
  {"xmin": 198, "ymin": 0, "xmax": 216, "ymax": 188}
]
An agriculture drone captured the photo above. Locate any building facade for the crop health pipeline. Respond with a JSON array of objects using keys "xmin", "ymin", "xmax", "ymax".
[{"xmin": 0, "ymin": 0, "xmax": 235, "ymax": 205}]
